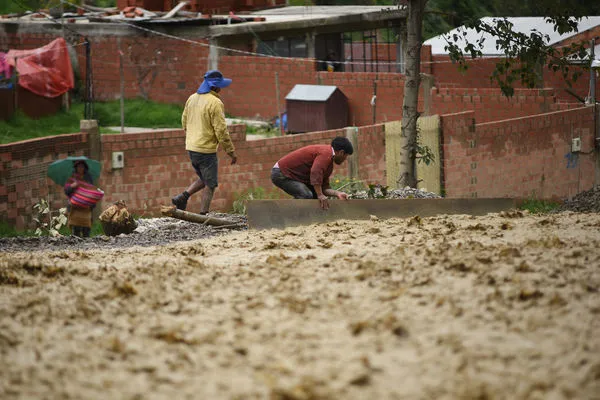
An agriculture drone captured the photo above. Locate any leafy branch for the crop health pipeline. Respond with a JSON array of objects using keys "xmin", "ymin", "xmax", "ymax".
[{"xmin": 443, "ymin": 17, "xmax": 590, "ymax": 96}]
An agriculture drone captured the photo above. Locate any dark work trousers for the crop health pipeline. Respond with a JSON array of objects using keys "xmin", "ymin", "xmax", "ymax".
[{"xmin": 271, "ymin": 167, "xmax": 317, "ymax": 199}]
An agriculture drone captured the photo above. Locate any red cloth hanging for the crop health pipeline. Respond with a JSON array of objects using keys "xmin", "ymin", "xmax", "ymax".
[{"xmin": 6, "ymin": 37, "xmax": 75, "ymax": 98}]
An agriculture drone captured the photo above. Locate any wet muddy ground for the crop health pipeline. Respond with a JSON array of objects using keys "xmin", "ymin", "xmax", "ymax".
[{"xmin": 1, "ymin": 205, "xmax": 599, "ymax": 399}]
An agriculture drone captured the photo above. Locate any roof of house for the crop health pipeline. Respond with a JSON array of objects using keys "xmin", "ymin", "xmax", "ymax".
[
  {"xmin": 286, "ymin": 84, "xmax": 339, "ymax": 102},
  {"xmin": 246, "ymin": 5, "xmax": 404, "ymax": 22},
  {"xmin": 210, "ymin": 5, "xmax": 407, "ymax": 37},
  {"xmin": 424, "ymin": 16, "xmax": 600, "ymax": 56},
  {"xmin": 0, "ymin": 5, "xmax": 409, "ymax": 40}
]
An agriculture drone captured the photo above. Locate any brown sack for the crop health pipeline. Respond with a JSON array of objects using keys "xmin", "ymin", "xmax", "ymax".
[{"xmin": 99, "ymin": 200, "xmax": 137, "ymax": 236}]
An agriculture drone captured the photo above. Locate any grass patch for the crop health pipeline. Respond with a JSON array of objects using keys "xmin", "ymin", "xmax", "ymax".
[
  {"xmin": 231, "ymin": 187, "xmax": 281, "ymax": 214},
  {"xmin": 92, "ymin": 99, "xmax": 183, "ymax": 128},
  {"xmin": 243, "ymin": 124, "xmax": 282, "ymax": 138},
  {"xmin": 0, "ymin": 220, "xmax": 35, "ymax": 237},
  {"xmin": 0, "ymin": 219, "xmax": 105, "ymax": 238},
  {"xmin": 330, "ymin": 175, "xmax": 365, "ymax": 192},
  {"xmin": 0, "ymin": 99, "xmax": 182, "ymax": 144},
  {"xmin": 519, "ymin": 198, "xmax": 561, "ymax": 214},
  {"xmin": 0, "ymin": 108, "xmax": 83, "ymax": 144}
]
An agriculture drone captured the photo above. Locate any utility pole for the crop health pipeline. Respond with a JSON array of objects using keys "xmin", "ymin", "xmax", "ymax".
[
  {"xmin": 591, "ymin": 38, "xmax": 596, "ymax": 106},
  {"xmin": 84, "ymin": 37, "xmax": 93, "ymax": 120}
]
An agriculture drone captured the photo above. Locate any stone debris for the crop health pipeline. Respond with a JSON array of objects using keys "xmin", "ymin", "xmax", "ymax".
[
  {"xmin": 349, "ymin": 186, "xmax": 441, "ymax": 199},
  {"xmin": 558, "ymin": 185, "xmax": 600, "ymax": 213},
  {"xmin": 0, "ymin": 213, "xmax": 247, "ymax": 253}
]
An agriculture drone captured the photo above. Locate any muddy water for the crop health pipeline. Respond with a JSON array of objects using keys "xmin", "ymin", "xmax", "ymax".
[{"xmin": 1, "ymin": 211, "xmax": 599, "ymax": 399}]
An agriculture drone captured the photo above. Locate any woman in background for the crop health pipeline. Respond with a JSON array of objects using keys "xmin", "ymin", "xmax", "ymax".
[{"xmin": 64, "ymin": 160, "xmax": 94, "ymax": 237}]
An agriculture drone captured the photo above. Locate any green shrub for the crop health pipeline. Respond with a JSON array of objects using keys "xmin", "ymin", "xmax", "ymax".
[
  {"xmin": 33, "ymin": 199, "xmax": 68, "ymax": 237},
  {"xmin": 519, "ymin": 198, "xmax": 560, "ymax": 214},
  {"xmin": 330, "ymin": 175, "xmax": 365, "ymax": 192}
]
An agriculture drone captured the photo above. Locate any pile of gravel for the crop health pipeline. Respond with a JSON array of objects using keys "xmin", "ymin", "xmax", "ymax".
[
  {"xmin": 350, "ymin": 186, "xmax": 442, "ymax": 199},
  {"xmin": 0, "ymin": 213, "xmax": 247, "ymax": 253},
  {"xmin": 558, "ymin": 186, "xmax": 600, "ymax": 213}
]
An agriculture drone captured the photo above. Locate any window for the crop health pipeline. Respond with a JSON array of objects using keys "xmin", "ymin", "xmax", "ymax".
[{"xmin": 257, "ymin": 37, "xmax": 307, "ymax": 58}]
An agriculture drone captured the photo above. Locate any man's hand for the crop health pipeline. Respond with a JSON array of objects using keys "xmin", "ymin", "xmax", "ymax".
[
  {"xmin": 336, "ymin": 191, "xmax": 349, "ymax": 200},
  {"xmin": 317, "ymin": 194, "xmax": 329, "ymax": 210},
  {"xmin": 229, "ymin": 152, "xmax": 238, "ymax": 165}
]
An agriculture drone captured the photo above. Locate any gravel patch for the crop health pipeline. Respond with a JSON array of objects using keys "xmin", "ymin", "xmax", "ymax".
[
  {"xmin": 558, "ymin": 185, "xmax": 600, "ymax": 213},
  {"xmin": 0, "ymin": 213, "xmax": 247, "ymax": 253},
  {"xmin": 3, "ymin": 184, "xmax": 598, "ymax": 254}
]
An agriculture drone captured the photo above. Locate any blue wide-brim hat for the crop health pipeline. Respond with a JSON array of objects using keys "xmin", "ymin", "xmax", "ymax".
[{"xmin": 197, "ymin": 70, "xmax": 232, "ymax": 94}]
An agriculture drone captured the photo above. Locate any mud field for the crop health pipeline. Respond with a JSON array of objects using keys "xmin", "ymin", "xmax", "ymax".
[{"xmin": 1, "ymin": 205, "xmax": 600, "ymax": 399}]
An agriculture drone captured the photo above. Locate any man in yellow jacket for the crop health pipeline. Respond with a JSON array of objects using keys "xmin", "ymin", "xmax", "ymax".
[{"xmin": 172, "ymin": 70, "xmax": 238, "ymax": 214}]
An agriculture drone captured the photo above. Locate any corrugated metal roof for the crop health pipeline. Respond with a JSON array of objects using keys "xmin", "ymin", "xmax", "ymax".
[
  {"xmin": 247, "ymin": 5, "xmax": 406, "ymax": 22},
  {"xmin": 286, "ymin": 84, "xmax": 338, "ymax": 101},
  {"xmin": 424, "ymin": 16, "xmax": 600, "ymax": 56}
]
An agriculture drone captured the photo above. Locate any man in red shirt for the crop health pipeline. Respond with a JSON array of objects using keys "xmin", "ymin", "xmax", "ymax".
[{"xmin": 271, "ymin": 136, "xmax": 354, "ymax": 210}]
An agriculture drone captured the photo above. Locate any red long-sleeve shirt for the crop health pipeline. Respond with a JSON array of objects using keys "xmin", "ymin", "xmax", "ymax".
[{"xmin": 277, "ymin": 145, "xmax": 334, "ymax": 190}]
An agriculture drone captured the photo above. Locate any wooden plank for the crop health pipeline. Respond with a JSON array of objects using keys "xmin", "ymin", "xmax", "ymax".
[
  {"xmin": 161, "ymin": 1, "xmax": 188, "ymax": 19},
  {"xmin": 247, "ymin": 198, "xmax": 517, "ymax": 230}
]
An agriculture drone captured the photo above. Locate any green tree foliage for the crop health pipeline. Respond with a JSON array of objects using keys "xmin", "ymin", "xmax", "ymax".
[
  {"xmin": 423, "ymin": 0, "xmax": 493, "ymax": 39},
  {"xmin": 444, "ymin": 16, "xmax": 591, "ymax": 96},
  {"xmin": 491, "ymin": 0, "xmax": 600, "ymax": 18},
  {"xmin": 0, "ymin": 0, "xmax": 116, "ymax": 15}
]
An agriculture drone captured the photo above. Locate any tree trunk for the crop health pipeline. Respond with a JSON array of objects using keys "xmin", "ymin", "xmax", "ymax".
[{"xmin": 398, "ymin": 0, "xmax": 426, "ymax": 188}]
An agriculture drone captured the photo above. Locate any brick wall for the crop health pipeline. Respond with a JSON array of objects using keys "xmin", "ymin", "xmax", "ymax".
[
  {"xmin": 0, "ymin": 134, "xmax": 89, "ymax": 230},
  {"xmin": 0, "ymin": 29, "xmax": 57, "ymax": 52},
  {"xmin": 1, "ymin": 124, "xmax": 386, "ymax": 230},
  {"xmin": 4, "ymin": 30, "xmax": 592, "ymax": 128},
  {"xmin": 2, "ymin": 106, "xmax": 597, "ymax": 230},
  {"xmin": 76, "ymin": 35, "xmax": 210, "ymax": 104},
  {"xmin": 441, "ymin": 106, "xmax": 597, "ymax": 199},
  {"xmin": 100, "ymin": 123, "xmax": 386, "ymax": 215},
  {"xmin": 430, "ymin": 87, "xmax": 557, "ymax": 123},
  {"xmin": 431, "ymin": 54, "xmax": 600, "ymax": 103},
  {"xmin": 218, "ymin": 55, "xmax": 419, "ymax": 126}
]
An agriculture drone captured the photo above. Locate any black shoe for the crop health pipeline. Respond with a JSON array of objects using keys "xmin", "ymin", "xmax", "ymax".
[{"xmin": 172, "ymin": 193, "xmax": 188, "ymax": 210}]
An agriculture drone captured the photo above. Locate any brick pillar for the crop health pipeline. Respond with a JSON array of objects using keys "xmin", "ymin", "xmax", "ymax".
[
  {"xmin": 595, "ymin": 105, "xmax": 600, "ymax": 187},
  {"xmin": 208, "ymin": 38, "xmax": 219, "ymax": 71},
  {"xmin": 421, "ymin": 73, "xmax": 434, "ymax": 116},
  {"xmin": 81, "ymin": 120, "xmax": 101, "ymax": 162},
  {"xmin": 345, "ymin": 126, "xmax": 359, "ymax": 180}
]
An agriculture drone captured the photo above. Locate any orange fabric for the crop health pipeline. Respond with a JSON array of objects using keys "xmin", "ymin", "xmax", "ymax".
[{"xmin": 6, "ymin": 38, "xmax": 74, "ymax": 98}]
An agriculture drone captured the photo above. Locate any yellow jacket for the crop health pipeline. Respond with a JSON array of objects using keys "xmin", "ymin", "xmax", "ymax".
[{"xmin": 181, "ymin": 91, "xmax": 235, "ymax": 155}]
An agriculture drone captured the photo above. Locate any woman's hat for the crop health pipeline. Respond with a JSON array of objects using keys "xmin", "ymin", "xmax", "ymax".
[{"xmin": 197, "ymin": 70, "xmax": 232, "ymax": 94}]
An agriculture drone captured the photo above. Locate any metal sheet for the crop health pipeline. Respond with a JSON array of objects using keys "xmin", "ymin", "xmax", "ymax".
[
  {"xmin": 247, "ymin": 198, "xmax": 517, "ymax": 230},
  {"xmin": 285, "ymin": 84, "xmax": 337, "ymax": 101}
]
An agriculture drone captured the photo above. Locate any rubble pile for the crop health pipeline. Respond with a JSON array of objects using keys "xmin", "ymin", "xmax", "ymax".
[
  {"xmin": 349, "ymin": 186, "xmax": 442, "ymax": 199},
  {"xmin": 558, "ymin": 186, "xmax": 600, "ymax": 213}
]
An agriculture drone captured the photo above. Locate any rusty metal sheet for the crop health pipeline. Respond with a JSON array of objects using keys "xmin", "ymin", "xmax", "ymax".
[{"xmin": 247, "ymin": 198, "xmax": 517, "ymax": 230}]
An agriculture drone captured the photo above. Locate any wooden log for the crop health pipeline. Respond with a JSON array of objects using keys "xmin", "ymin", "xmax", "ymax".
[{"xmin": 160, "ymin": 205, "xmax": 241, "ymax": 227}]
